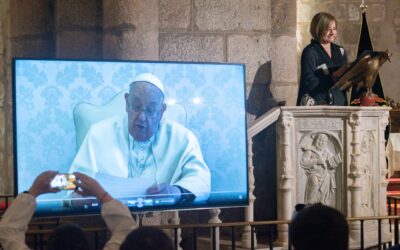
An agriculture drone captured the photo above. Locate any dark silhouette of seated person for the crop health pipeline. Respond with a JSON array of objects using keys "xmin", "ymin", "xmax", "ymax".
[
  {"xmin": 120, "ymin": 226, "xmax": 173, "ymax": 250},
  {"xmin": 47, "ymin": 223, "xmax": 90, "ymax": 250},
  {"xmin": 290, "ymin": 203, "xmax": 349, "ymax": 250}
]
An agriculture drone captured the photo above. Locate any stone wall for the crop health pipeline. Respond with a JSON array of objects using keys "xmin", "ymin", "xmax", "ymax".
[
  {"xmin": 0, "ymin": 0, "xmax": 11, "ymax": 195},
  {"xmin": 0, "ymin": 2, "xmax": 289, "ymax": 225},
  {"xmin": 159, "ymin": 0, "xmax": 276, "ymax": 123},
  {"xmin": 56, "ymin": 0, "xmax": 103, "ymax": 58},
  {"xmin": 157, "ymin": 0, "xmax": 298, "ymax": 114},
  {"xmin": 0, "ymin": 0, "xmax": 56, "ymax": 195},
  {"xmin": 10, "ymin": 0, "xmax": 55, "ymax": 58},
  {"xmin": 103, "ymin": 0, "xmax": 159, "ymax": 60},
  {"xmin": 297, "ymin": 0, "xmax": 400, "ymax": 103},
  {"xmin": 270, "ymin": 0, "xmax": 298, "ymax": 106}
]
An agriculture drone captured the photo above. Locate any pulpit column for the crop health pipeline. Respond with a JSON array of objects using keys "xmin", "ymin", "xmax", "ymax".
[
  {"xmin": 379, "ymin": 112, "xmax": 390, "ymax": 215},
  {"xmin": 379, "ymin": 112, "xmax": 390, "ymax": 237},
  {"xmin": 241, "ymin": 137, "xmax": 257, "ymax": 248},
  {"xmin": 276, "ymin": 111, "xmax": 294, "ymax": 245},
  {"xmin": 348, "ymin": 112, "xmax": 363, "ymax": 218},
  {"xmin": 348, "ymin": 112, "xmax": 363, "ymax": 244}
]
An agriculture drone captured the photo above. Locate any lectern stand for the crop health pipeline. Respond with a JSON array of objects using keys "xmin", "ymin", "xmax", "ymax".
[{"xmin": 276, "ymin": 106, "xmax": 391, "ymax": 249}]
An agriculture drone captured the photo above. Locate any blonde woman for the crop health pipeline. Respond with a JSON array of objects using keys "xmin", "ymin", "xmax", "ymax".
[{"xmin": 297, "ymin": 12, "xmax": 348, "ymax": 106}]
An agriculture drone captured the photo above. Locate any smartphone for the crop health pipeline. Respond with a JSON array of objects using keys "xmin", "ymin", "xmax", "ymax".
[{"xmin": 50, "ymin": 174, "xmax": 76, "ymax": 190}]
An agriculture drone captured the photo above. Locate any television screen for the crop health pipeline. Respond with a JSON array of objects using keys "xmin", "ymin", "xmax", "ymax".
[{"xmin": 13, "ymin": 58, "xmax": 248, "ymax": 216}]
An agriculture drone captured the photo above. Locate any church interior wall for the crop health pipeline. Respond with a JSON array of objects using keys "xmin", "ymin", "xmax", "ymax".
[
  {"xmin": 56, "ymin": 0, "xmax": 103, "ymax": 59},
  {"xmin": 0, "ymin": 0, "xmax": 11, "ymax": 195},
  {"xmin": 0, "ymin": 0, "xmax": 398, "ymax": 235}
]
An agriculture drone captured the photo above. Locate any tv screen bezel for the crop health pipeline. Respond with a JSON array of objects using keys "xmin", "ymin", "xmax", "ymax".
[{"xmin": 12, "ymin": 57, "xmax": 249, "ymax": 217}]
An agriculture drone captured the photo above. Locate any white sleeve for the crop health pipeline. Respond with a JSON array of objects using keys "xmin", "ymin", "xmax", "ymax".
[
  {"xmin": 102, "ymin": 199, "xmax": 137, "ymax": 250},
  {"xmin": 69, "ymin": 128, "xmax": 98, "ymax": 177},
  {"xmin": 0, "ymin": 193, "xmax": 36, "ymax": 250},
  {"xmin": 173, "ymin": 132, "xmax": 211, "ymax": 202}
]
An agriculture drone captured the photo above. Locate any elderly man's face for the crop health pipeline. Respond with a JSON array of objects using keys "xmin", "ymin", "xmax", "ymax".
[{"xmin": 125, "ymin": 81, "xmax": 166, "ymax": 141}]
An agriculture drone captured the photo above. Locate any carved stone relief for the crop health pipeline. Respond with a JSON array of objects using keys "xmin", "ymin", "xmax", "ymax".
[
  {"xmin": 298, "ymin": 131, "xmax": 343, "ymax": 207},
  {"xmin": 360, "ymin": 118, "xmax": 377, "ymax": 130},
  {"xmin": 297, "ymin": 118, "xmax": 342, "ymax": 130},
  {"xmin": 359, "ymin": 131, "xmax": 375, "ymax": 216},
  {"xmin": 277, "ymin": 107, "xmax": 391, "ymax": 249}
]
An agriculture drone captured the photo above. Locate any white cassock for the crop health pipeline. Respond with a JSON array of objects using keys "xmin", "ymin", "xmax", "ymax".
[{"xmin": 69, "ymin": 115, "xmax": 211, "ymax": 202}]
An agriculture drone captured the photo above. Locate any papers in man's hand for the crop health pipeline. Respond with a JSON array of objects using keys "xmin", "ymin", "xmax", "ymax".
[{"xmin": 95, "ymin": 173, "xmax": 154, "ymax": 199}]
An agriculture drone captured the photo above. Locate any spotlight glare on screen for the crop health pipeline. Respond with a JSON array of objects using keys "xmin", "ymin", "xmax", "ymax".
[
  {"xmin": 166, "ymin": 98, "xmax": 177, "ymax": 105},
  {"xmin": 192, "ymin": 97, "xmax": 202, "ymax": 105}
]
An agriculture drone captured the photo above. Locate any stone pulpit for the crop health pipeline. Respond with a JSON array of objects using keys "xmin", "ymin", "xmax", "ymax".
[{"xmin": 276, "ymin": 106, "xmax": 391, "ymax": 249}]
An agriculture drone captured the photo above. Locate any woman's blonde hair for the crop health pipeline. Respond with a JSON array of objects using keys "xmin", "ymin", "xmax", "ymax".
[{"xmin": 310, "ymin": 12, "xmax": 337, "ymax": 43}]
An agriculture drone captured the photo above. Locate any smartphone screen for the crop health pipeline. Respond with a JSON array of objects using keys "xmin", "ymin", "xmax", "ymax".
[{"xmin": 50, "ymin": 174, "xmax": 76, "ymax": 190}]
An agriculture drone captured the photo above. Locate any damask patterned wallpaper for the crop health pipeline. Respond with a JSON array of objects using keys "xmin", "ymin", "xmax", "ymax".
[{"xmin": 14, "ymin": 59, "xmax": 248, "ymax": 202}]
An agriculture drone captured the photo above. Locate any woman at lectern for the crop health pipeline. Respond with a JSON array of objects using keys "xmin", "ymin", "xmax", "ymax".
[{"xmin": 296, "ymin": 12, "xmax": 348, "ymax": 106}]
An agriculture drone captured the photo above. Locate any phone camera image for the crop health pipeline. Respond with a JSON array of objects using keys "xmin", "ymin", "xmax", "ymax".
[{"xmin": 50, "ymin": 174, "xmax": 76, "ymax": 190}]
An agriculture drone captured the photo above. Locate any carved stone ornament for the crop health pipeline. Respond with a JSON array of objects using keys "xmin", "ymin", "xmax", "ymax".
[
  {"xmin": 297, "ymin": 118, "xmax": 342, "ymax": 130},
  {"xmin": 298, "ymin": 131, "xmax": 342, "ymax": 207},
  {"xmin": 276, "ymin": 106, "xmax": 391, "ymax": 249},
  {"xmin": 359, "ymin": 131, "xmax": 375, "ymax": 215}
]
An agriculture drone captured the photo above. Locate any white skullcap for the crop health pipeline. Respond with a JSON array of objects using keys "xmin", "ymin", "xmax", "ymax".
[{"xmin": 132, "ymin": 73, "xmax": 165, "ymax": 96}]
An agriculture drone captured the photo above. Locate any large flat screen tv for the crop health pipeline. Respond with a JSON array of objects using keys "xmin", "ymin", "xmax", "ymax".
[{"xmin": 13, "ymin": 58, "xmax": 248, "ymax": 216}]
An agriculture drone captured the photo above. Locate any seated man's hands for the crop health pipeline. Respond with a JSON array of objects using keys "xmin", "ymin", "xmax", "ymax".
[
  {"xmin": 146, "ymin": 183, "xmax": 181, "ymax": 202},
  {"xmin": 28, "ymin": 171, "xmax": 60, "ymax": 197}
]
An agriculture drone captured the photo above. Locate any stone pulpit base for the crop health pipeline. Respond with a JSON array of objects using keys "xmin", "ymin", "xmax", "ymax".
[{"xmin": 275, "ymin": 106, "xmax": 391, "ymax": 249}]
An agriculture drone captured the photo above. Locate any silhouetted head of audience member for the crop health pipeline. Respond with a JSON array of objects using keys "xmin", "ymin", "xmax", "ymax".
[
  {"xmin": 290, "ymin": 203, "xmax": 349, "ymax": 250},
  {"xmin": 47, "ymin": 223, "xmax": 91, "ymax": 250},
  {"xmin": 120, "ymin": 226, "xmax": 174, "ymax": 250}
]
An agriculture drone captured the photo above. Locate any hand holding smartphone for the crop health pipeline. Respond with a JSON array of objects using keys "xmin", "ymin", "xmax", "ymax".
[{"xmin": 50, "ymin": 174, "xmax": 76, "ymax": 190}]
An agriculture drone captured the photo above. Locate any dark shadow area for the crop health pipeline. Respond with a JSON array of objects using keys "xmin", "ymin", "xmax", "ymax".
[
  {"xmin": 246, "ymin": 61, "xmax": 278, "ymax": 116},
  {"xmin": 247, "ymin": 61, "xmax": 279, "ymax": 239}
]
